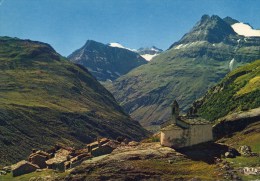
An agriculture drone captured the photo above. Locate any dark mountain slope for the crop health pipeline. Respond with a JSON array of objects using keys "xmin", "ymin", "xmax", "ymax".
[
  {"xmin": 68, "ymin": 40, "xmax": 147, "ymax": 82},
  {"xmin": 0, "ymin": 37, "xmax": 149, "ymax": 165},
  {"xmin": 107, "ymin": 15, "xmax": 260, "ymax": 128}
]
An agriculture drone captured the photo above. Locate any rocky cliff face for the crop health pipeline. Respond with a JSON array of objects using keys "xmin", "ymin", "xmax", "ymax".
[
  {"xmin": 0, "ymin": 37, "xmax": 149, "ymax": 165},
  {"xmin": 107, "ymin": 15, "xmax": 260, "ymax": 128},
  {"xmin": 68, "ymin": 40, "xmax": 147, "ymax": 82}
]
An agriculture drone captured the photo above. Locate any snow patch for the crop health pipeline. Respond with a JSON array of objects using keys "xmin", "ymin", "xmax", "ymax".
[
  {"xmin": 174, "ymin": 41, "xmax": 207, "ymax": 50},
  {"xmin": 108, "ymin": 42, "xmax": 136, "ymax": 51},
  {"xmin": 174, "ymin": 44, "xmax": 184, "ymax": 49},
  {"xmin": 229, "ymin": 58, "xmax": 236, "ymax": 71},
  {"xmin": 150, "ymin": 47, "xmax": 161, "ymax": 52},
  {"xmin": 141, "ymin": 54, "xmax": 159, "ymax": 61},
  {"xmin": 109, "ymin": 42, "xmax": 126, "ymax": 49},
  {"xmin": 232, "ymin": 23, "xmax": 260, "ymax": 37}
]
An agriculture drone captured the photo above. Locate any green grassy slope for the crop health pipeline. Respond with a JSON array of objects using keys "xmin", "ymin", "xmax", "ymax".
[
  {"xmin": 0, "ymin": 37, "xmax": 149, "ymax": 165},
  {"xmin": 193, "ymin": 60, "xmax": 260, "ymax": 121},
  {"xmin": 108, "ymin": 40, "xmax": 260, "ymax": 128},
  {"xmin": 107, "ymin": 15, "xmax": 260, "ymax": 128}
]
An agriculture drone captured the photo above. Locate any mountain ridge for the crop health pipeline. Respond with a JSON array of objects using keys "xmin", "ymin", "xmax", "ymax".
[
  {"xmin": 107, "ymin": 15, "xmax": 260, "ymax": 128},
  {"xmin": 0, "ymin": 37, "xmax": 149, "ymax": 165},
  {"xmin": 68, "ymin": 40, "xmax": 147, "ymax": 82}
]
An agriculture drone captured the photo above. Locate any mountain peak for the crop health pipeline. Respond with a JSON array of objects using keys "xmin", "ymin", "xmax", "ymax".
[
  {"xmin": 108, "ymin": 42, "xmax": 136, "ymax": 51},
  {"xmin": 137, "ymin": 46, "xmax": 163, "ymax": 61},
  {"xmin": 223, "ymin": 16, "xmax": 239, "ymax": 25},
  {"xmin": 68, "ymin": 40, "xmax": 147, "ymax": 81},
  {"xmin": 83, "ymin": 39, "xmax": 103, "ymax": 47},
  {"xmin": 169, "ymin": 15, "xmax": 236, "ymax": 49}
]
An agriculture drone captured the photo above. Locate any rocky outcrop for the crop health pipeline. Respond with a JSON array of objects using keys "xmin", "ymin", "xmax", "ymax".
[
  {"xmin": 238, "ymin": 145, "xmax": 258, "ymax": 157},
  {"xmin": 213, "ymin": 108, "xmax": 260, "ymax": 140}
]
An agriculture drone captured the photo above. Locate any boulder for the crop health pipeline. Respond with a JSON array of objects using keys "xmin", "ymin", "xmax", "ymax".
[
  {"xmin": 2, "ymin": 166, "xmax": 11, "ymax": 173},
  {"xmin": 238, "ymin": 145, "xmax": 252, "ymax": 156},
  {"xmin": 128, "ymin": 141, "xmax": 139, "ymax": 146},
  {"xmin": 225, "ymin": 152, "xmax": 235, "ymax": 158},
  {"xmin": 0, "ymin": 171, "xmax": 7, "ymax": 175}
]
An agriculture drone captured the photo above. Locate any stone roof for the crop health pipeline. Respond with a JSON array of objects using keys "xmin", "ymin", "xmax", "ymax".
[
  {"xmin": 45, "ymin": 149, "xmax": 70, "ymax": 165},
  {"xmin": 180, "ymin": 116, "xmax": 212, "ymax": 125},
  {"xmin": 161, "ymin": 124, "xmax": 184, "ymax": 131},
  {"xmin": 11, "ymin": 160, "xmax": 39, "ymax": 170},
  {"xmin": 87, "ymin": 138, "xmax": 110, "ymax": 147},
  {"xmin": 161, "ymin": 116, "xmax": 212, "ymax": 131}
]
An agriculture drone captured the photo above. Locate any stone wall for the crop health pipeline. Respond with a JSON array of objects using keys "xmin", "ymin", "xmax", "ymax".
[
  {"xmin": 189, "ymin": 124, "xmax": 213, "ymax": 146},
  {"xmin": 160, "ymin": 127, "xmax": 189, "ymax": 148},
  {"xmin": 160, "ymin": 124, "xmax": 213, "ymax": 148}
]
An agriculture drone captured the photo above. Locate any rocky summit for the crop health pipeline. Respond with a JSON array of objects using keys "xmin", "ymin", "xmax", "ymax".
[
  {"xmin": 68, "ymin": 40, "xmax": 147, "ymax": 82},
  {"xmin": 0, "ymin": 37, "xmax": 149, "ymax": 165},
  {"xmin": 107, "ymin": 15, "xmax": 260, "ymax": 128}
]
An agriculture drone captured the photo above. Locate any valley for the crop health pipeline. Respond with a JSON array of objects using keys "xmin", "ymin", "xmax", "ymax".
[{"xmin": 0, "ymin": 2, "xmax": 259, "ymax": 179}]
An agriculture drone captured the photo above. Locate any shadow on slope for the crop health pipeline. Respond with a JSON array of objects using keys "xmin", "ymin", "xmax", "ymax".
[{"xmin": 176, "ymin": 142, "xmax": 229, "ymax": 164}]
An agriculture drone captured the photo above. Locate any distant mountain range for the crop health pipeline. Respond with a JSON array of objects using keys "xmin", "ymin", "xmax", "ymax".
[
  {"xmin": 107, "ymin": 15, "xmax": 260, "ymax": 128},
  {"xmin": 0, "ymin": 37, "xmax": 149, "ymax": 164},
  {"xmin": 68, "ymin": 40, "xmax": 147, "ymax": 82},
  {"xmin": 107, "ymin": 43, "xmax": 163, "ymax": 61}
]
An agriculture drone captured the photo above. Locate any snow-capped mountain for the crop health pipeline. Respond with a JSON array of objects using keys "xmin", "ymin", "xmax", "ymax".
[
  {"xmin": 108, "ymin": 15, "xmax": 260, "ymax": 128},
  {"xmin": 137, "ymin": 46, "xmax": 163, "ymax": 61},
  {"xmin": 108, "ymin": 42, "xmax": 136, "ymax": 51},
  {"xmin": 68, "ymin": 40, "xmax": 147, "ymax": 82},
  {"xmin": 108, "ymin": 43, "xmax": 163, "ymax": 61}
]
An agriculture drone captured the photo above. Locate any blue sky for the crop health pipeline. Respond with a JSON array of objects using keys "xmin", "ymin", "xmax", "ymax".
[{"xmin": 0, "ymin": 0, "xmax": 260, "ymax": 56}]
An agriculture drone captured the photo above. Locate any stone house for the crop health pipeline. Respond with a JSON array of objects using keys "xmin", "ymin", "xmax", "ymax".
[
  {"xmin": 11, "ymin": 160, "xmax": 39, "ymax": 177},
  {"xmin": 45, "ymin": 148, "xmax": 71, "ymax": 172},
  {"xmin": 87, "ymin": 138, "xmax": 119, "ymax": 157},
  {"xmin": 65, "ymin": 153, "xmax": 92, "ymax": 169},
  {"xmin": 28, "ymin": 150, "xmax": 51, "ymax": 168},
  {"xmin": 87, "ymin": 138, "xmax": 110, "ymax": 152},
  {"xmin": 160, "ymin": 100, "xmax": 213, "ymax": 148},
  {"xmin": 91, "ymin": 144, "xmax": 114, "ymax": 157}
]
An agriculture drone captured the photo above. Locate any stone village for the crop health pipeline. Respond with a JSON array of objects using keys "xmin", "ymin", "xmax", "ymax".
[{"xmin": 0, "ymin": 101, "xmax": 259, "ymax": 177}]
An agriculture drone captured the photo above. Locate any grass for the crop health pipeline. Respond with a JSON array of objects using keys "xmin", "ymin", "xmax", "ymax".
[
  {"xmin": 0, "ymin": 37, "xmax": 149, "ymax": 165},
  {"xmin": 217, "ymin": 121, "xmax": 260, "ymax": 181},
  {"xmin": 197, "ymin": 60, "xmax": 260, "ymax": 121},
  {"xmin": 0, "ymin": 169, "xmax": 68, "ymax": 181},
  {"xmin": 108, "ymin": 38, "xmax": 260, "ymax": 128},
  {"xmin": 131, "ymin": 159, "xmax": 218, "ymax": 180},
  {"xmin": 68, "ymin": 153, "xmax": 220, "ymax": 180}
]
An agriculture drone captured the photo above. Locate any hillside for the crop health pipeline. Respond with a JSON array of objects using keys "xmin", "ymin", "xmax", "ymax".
[
  {"xmin": 0, "ymin": 37, "xmax": 149, "ymax": 165},
  {"xmin": 190, "ymin": 59, "xmax": 260, "ymax": 121},
  {"xmin": 107, "ymin": 15, "xmax": 260, "ymax": 128},
  {"xmin": 68, "ymin": 40, "xmax": 147, "ymax": 82}
]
